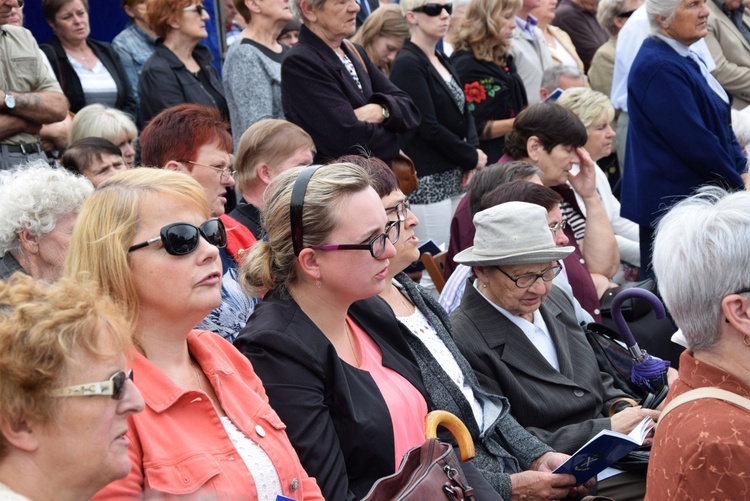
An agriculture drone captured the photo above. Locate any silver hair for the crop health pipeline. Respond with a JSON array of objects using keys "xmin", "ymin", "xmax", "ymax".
[
  {"xmin": 69, "ymin": 104, "xmax": 137, "ymax": 145},
  {"xmin": 645, "ymin": 0, "xmax": 680, "ymax": 33},
  {"xmin": 0, "ymin": 161, "xmax": 94, "ymax": 256},
  {"xmin": 540, "ymin": 65, "xmax": 584, "ymax": 92},
  {"xmin": 597, "ymin": 0, "xmax": 627, "ymax": 34},
  {"xmin": 653, "ymin": 187, "xmax": 750, "ymax": 351}
]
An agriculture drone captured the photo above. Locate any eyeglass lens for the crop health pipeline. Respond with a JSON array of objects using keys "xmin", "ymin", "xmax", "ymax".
[
  {"xmin": 163, "ymin": 219, "xmax": 226, "ymax": 255},
  {"xmin": 112, "ymin": 370, "xmax": 134, "ymax": 400},
  {"xmin": 415, "ymin": 2, "xmax": 452, "ymax": 15},
  {"xmin": 372, "ymin": 220, "xmax": 401, "ymax": 257}
]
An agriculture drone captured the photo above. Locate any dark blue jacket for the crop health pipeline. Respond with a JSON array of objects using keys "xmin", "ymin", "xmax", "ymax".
[{"xmin": 621, "ymin": 36, "xmax": 745, "ymax": 227}]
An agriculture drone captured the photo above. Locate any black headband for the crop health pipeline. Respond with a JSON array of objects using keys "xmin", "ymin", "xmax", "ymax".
[{"xmin": 290, "ymin": 165, "xmax": 323, "ymax": 256}]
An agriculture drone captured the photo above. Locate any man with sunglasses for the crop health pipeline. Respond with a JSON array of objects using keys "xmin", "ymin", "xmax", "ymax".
[
  {"xmin": 140, "ymin": 103, "xmax": 258, "ymax": 342},
  {"xmin": 0, "ymin": 0, "xmax": 69, "ymax": 170}
]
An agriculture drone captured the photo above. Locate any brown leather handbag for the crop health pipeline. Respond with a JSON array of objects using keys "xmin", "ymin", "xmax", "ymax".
[
  {"xmin": 362, "ymin": 410, "xmax": 476, "ymax": 501},
  {"xmin": 392, "ymin": 150, "xmax": 419, "ymax": 196}
]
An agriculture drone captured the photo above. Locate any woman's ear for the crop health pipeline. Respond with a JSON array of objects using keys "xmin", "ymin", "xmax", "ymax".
[
  {"xmin": 526, "ymin": 136, "xmax": 541, "ymax": 162},
  {"xmin": 0, "ymin": 415, "xmax": 40, "ymax": 454},
  {"xmin": 405, "ymin": 10, "xmax": 418, "ymax": 25},
  {"xmin": 299, "ymin": 0, "xmax": 318, "ymax": 23},
  {"xmin": 296, "ymin": 248, "xmax": 322, "ymax": 283},
  {"xmin": 722, "ymin": 293, "xmax": 750, "ymax": 335},
  {"xmin": 18, "ymin": 229, "xmax": 40, "ymax": 256},
  {"xmin": 257, "ymin": 163, "xmax": 274, "ymax": 185}
]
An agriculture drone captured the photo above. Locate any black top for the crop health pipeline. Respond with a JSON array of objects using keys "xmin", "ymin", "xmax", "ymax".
[
  {"xmin": 40, "ymin": 36, "xmax": 136, "ymax": 116},
  {"xmin": 240, "ymin": 38, "xmax": 287, "ymax": 62},
  {"xmin": 229, "ymin": 200, "xmax": 262, "ymax": 239},
  {"xmin": 281, "ymin": 25, "xmax": 421, "ymax": 164},
  {"xmin": 389, "ymin": 40, "xmax": 479, "ymax": 177},
  {"xmin": 451, "ymin": 50, "xmax": 527, "ymax": 164},
  {"xmin": 138, "ymin": 40, "xmax": 228, "ymax": 128}
]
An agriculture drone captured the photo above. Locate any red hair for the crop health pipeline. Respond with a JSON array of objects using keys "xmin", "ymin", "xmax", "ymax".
[{"xmin": 139, "ymin": 104, "xmax": 232, "ymax": 168}]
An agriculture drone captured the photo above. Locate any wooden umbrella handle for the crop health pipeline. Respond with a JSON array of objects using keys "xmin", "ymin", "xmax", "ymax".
[{"xmin": 424, "ymin": 410, "xmax": 476, "ymax": 461}]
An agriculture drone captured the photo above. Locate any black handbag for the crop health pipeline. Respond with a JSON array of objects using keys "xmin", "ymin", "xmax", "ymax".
[{"xmin": 584, "ymin": 322, "xmax": 649, "ymax": 400}]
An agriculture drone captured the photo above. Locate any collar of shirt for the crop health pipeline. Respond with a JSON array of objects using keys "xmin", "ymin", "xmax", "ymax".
[
  {"xmin": 515, "ymin": 14, "xmax": 539, "ymax": 39},
  {"xmin": 654, "ymin": 33, "xmax": 691, "ymax": 56}
]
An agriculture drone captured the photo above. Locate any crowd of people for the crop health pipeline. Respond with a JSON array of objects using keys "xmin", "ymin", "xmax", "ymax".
[{"xmin": 1, "ymin": 0, "xmax": 750, "ymax": 498}]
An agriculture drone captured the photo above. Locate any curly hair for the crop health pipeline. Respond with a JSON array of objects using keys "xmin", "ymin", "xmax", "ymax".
[
  {"xmin": 0, "ymin": 273, "xmax": 131, "ymax": 460},
  {"xmin": 0, "ymin": 161, "xmax": 93, "ymax": 256},
  {"xmin": 453, "ymin": 0, "xmax": 522, "ymax": 63}
]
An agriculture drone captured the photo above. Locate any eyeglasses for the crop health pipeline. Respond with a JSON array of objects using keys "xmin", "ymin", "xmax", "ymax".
[
  {"xmin": 52, "ymin": 370, "xmax": 134, "ymax": 401},
  {"xmin": 495, "ymin": 264, "xmax": 562, "ymax": 288},
  {"xmin": 183, "ymin": 3, "xmax": 206, "ymax": 15},
  {"xmin": 3, "ymin": 0, "xmax": 23, "ymax": 7},
  {"xmin": 731, "ymin": 287, "xmax": 750, "ymax": 295},
  {"xmin": 128, "ymin": 218, "xmax": 227, "ymax": 255},
  {"xmin": 412, "ymin": 2, "xmax": 452, "ymax": 15},
  {"xmin": 180, "ymin": 160, "xmax": 234, "ymax": 182},
  {"xmin": 310, "ymin": 220, "xmax": 400, "ymax": 258},
  {"xmin": 548, "ymin": 219, "xmax": 567, "ymax": 236},
  {"xmin": 616, "ymin": 8, "xmax": 636, "ymax": 17},
  {"xmin": 385, "ymin": 199, "xmax": 411, "ymax": 222}
]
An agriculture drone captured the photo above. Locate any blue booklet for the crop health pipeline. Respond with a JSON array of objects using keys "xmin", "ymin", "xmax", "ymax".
[{"xmin": 553, "ymin": 417, "xmax": 655, "ymax": 485}]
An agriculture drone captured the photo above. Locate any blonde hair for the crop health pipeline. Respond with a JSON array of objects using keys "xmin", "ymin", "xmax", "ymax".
[
  {"xmin": 351, "ymin": 5, "xmax": 409, "ymax": 74},
  {"xmin": 0, "ymin": 273, "xmax": 131, "ymax": 459},
  {"xmin": 239, "ymin": 163, "xmax": 371, "ymax": 296},
  {"xmin": 557, "ymin": 87, "xmax": 615, "ymax": 129},
  {"xmin": 234, "ymin": 119, "xmax": 315, "ymax": 194},
  {"xmin": 64, "ymin": 168, "xmax": 210, "ymax": 331},
  {"xmin": 69, "ymin": 104, "xmax": 138, "ymax": 146},
  {"xmin": 454, "ymin": 0, "xmax": 522, "ymax": 62}
]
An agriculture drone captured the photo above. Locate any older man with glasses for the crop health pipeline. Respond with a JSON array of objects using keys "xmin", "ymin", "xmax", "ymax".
[{"xmin": 0, "ymin": 0, "xmax": 68, "ymax": 170}]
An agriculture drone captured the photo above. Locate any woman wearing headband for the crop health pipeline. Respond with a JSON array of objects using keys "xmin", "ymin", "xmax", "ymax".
[
  {"xmin": 66, "ymin": 169, "xmax": 322, "ymax": 500},
  {"xmin": 235, "ymin": 163, "xmax": 501, "ymax": 500}
]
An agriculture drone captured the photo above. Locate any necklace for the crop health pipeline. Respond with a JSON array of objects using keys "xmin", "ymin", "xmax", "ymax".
[
  {"xmin": 344, "ymin": 321, "xmax": 361, "ymax": 367},
  {"xmin": 393, "ymin": 284, "xmax": 413, "ymax": 315},
  {"xmin": 190, "ymin": 358, "xmax": 204, "ymax": 392}
]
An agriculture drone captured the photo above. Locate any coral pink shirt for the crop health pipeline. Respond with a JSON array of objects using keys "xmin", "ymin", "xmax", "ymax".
[
  {"xmin": 349, "ymin": 317, "xmax": 428, "ymax": 468},
  {"xmin": 92, "ymin": 330, "xmax": 323, "ymax": 501}
]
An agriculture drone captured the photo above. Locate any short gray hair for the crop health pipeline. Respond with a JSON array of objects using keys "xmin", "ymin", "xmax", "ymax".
[
  {"xmin": 557, "ymin": 87, "xmax": 615, "ymax": 128},
  {"xmin": 646, "ymin": 0, "xmax": 680, "ymax": 33},
  {"xmin": 597, "ymin": 0, "xmax": 627, "ymax": 34},
  {"xmin": 653, "ymin": 187, "xmax": 750, "ymax": 351},
  {"xmin": 0, "ymin": 161, "xmax": 93, "ymax": 255},
  {"xmin": 540, "ymin": 65, "xmax": 584, "ymax": 93},
  {"xmin": 69, "ymin": 104, "xmax": 138, "ymax": 145}
]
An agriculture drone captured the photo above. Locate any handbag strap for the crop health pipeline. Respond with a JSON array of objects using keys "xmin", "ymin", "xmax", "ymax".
[
  {"xmin": 343, "ymin": 39, "xmax": 369, "ymax": 75},
  {"xmin": 660, "ymin": 387, "xmax": 750, "ymax": 423}
]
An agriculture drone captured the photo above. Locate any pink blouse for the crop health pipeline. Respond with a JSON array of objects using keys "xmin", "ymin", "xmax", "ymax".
[{"xmin": 348, "ymin": 317, "xmax": 428, "ymax": 467}]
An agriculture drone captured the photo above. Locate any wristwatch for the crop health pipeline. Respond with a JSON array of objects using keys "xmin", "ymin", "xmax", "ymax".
[
  {"xmin": 3, "ymin": 91, "xmax": 15, "ymax": 110},
  {"xmin": 381, "ymin": 104, "xmax": 390, "ymax": 120}
]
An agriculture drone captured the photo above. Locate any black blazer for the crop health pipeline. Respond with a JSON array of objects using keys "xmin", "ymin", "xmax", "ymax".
[
  {"xmin": 138, "ymin": 41, "xmax": 227, "ymax": 129},
  {"xmin": 40, "ymin": 36, "xmax": 136, "ymax": 116},
  {"xmin": 281, "ymin": 25, "xmax": 421, "ymax": 164},
  {"xmin": 390, "ymin": 40, "xmax": 479, "ymax": 177}
]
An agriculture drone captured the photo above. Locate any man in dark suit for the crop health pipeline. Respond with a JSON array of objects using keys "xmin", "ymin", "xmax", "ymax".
[{"xmin": 356, "ymin": 0, "xmax": 381, "ymax": 26}]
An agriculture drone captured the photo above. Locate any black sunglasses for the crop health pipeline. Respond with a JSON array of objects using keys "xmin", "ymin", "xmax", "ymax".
[
  {"xmin": 52, "ymin": 369, "xmax": 134, "ymax": 401},
  {"xmin": 128, "ymin": 218, "xmax": 227, "ymax": 256},
  {"xmin": 183, "ymin": 3, "xmax": 206, "ymax": 15},
  {"xmin": 412, "ymin": 2, "xmax": 452, "ymax": 15},
  {"xmin": 616, "ymin": 8, "xmax": 636, "ymax": 17}
]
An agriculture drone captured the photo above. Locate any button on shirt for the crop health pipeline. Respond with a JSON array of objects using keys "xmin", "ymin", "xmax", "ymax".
[{"xmin": 474, "ymin": 280, "xmax": 560, "ymax": 371}]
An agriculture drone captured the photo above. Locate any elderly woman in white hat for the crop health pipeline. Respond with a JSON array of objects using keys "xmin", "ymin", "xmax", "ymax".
[{"xmin": 450, "ymin": 201, "xmax": 660, "ymax": 500}]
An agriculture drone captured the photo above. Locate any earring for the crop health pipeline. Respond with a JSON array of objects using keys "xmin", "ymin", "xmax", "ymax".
[
  {"xmin": 316, "ymin": 280, "xmax": 321, "ymax": 289},
  {"xmin": 744, "ymin": 334, "xmax": 750, "ymax": 347}
]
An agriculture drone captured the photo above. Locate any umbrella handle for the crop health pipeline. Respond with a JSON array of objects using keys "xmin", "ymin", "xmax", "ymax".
[{"xmin": 610, "ymin": 288, "xmax": 666, "ymax": 348}]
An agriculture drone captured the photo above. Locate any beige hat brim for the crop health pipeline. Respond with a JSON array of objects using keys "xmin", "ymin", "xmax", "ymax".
[{"xmin": 453, "ymin": 245, "xmax": 575, "ymax": 268}]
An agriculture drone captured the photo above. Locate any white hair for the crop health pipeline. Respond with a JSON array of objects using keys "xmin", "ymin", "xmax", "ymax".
[
  {"xmin": 653, "ymin": 187, "xmax": 750, "ymax": 350},
  {"xmin": 0, "ymin": 161, "xmax": 94, "ymax": 255},
  {"xmin": 645, "ymin": 0, "xmax": 680, "ymax": 33}
]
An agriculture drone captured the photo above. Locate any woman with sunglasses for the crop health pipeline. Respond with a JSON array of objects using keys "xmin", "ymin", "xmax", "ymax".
[
  {"xmin": 389, "ymin": 0, "xmax": 487, "ymax": 260},
  {"xmin": 66, "ymin": 169, "xmax": 322, "ymax": 500},
  {"xmin": 0, "ymin": 273, "xmax": 144, "ymax": 501},
  {"xmin": 234, "ymin": 163, "xmax": 502, "ymax": 500},
  {"xmin": 137, "ymin": 0, "xmax": 229, "ymax": 128}
]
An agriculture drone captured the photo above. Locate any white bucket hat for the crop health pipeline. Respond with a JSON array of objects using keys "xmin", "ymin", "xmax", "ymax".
[{"xmin": 454, "ymin": 201, "xmax": 574, "ymax": 267}]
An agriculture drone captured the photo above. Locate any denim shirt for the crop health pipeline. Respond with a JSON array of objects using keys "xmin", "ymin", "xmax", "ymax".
[{"xmin": 112, "ymin": 22, "xmax": 156, "ymax": 113}]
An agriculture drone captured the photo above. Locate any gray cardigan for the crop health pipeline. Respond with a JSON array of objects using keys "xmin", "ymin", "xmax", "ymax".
[
  {"xmin": 223, "ymin": 39, "xmax": 286, "ymax": 149},
  {"xmin": 394, "ymin": 272, "xmax": 552, "ymax": 499}
]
